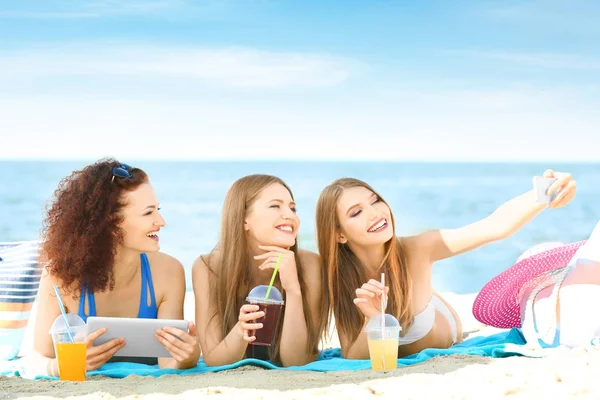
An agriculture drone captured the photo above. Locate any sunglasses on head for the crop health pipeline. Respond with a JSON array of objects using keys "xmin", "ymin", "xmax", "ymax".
[{"xmin": 111, "ymin": 163, "xmax": 133, "ymax": 182}]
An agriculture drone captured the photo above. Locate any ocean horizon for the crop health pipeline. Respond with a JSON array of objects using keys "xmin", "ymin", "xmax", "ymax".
[{"xmin": 2, "ymin": 160, "xmax": 598, "ymax": 294}]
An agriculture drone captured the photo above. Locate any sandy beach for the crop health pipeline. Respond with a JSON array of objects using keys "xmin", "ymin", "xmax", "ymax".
[{"xmin": 4, "ymin": 292, "xmax": 600, "ymax": 400}]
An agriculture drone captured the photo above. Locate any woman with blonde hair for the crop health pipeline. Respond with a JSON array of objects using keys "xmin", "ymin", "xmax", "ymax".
[
  {"xmin": 316, "ymin": 170, "xmax": 577, "ymax": 359},
  {"xmin": 193, "ymin": 174, "xmax": 324, "ymax": 366}
]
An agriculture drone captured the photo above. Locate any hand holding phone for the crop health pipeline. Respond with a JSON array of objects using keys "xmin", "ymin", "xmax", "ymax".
[{"xmin": 533, "ymin": 176, "xmax": 558, "ymax": 203}]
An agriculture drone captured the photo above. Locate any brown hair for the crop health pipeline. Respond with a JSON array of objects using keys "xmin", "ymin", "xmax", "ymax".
[
  {"xmin": 205, "ymin": 174, "xmax": 322, "ymax": 362},
  {"xmin": 42, "ymin": 158, "xmax": 148, "ymax": 295},
  {"xmin": 316, "ymin": 178, "xmax": 413, "ymax": 345}
]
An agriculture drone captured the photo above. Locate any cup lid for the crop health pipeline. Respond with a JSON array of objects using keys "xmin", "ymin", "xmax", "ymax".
[
  {"xmin": 49, "ymin": 313, "xmax": 86, "ymax": 335},
  {"xmin": 365, "ymin": 314, "xmax": 401, "ymax": 332},
  {"xmin": 246, "ymin": 285, "xmax": 284, "ymax": 304}
]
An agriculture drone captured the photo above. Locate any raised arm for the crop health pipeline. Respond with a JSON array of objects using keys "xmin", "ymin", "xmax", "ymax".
[
  {"xmin": 419, "ymin": 170, "xmax": 576, "ymax": 263},
  {"xmin": 192, "ymin": 255, "xmax": 261, "ymax": 366},
  {"xmin": 343, "ymin": 278, "xmax": 389, "ymax": 359},
  {"xmin": 277, "ymin": 249, "xmax": 322, "ymax": 366},
  {"xmin": 154, "ymin": 254, "xmax": 200, "ymax": 370}
]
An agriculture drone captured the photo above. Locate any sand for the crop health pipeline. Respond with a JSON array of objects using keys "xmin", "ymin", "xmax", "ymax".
[{"xmin": 4, "ymin": 292, "xmax": 600, "ymax": 400}]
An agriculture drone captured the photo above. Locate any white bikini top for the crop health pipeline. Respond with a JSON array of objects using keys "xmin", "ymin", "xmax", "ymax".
[
  {"xmin": 398, "ymin": 299, "xmax": 436, "ymax": 345},
  {"xmin": 398, "ymin": 295, "xmax": 458, "ymax": 345}
]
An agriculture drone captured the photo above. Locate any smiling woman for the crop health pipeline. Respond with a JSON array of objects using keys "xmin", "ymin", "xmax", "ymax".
[
  {"xmin": 316, "ymin": 171, "xmax": 578, "ymax": 360},
  {"xmin": 28, "ymin": 158, "xmax": 200, "ymax": 377},
  {"xmin": 192, "ymin": 174, "xmax": 326, "ymax": 367}
]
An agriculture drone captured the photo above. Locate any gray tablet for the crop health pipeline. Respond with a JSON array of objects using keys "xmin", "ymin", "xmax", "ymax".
[{"xmin": 86, "ymin": 316, "xmax": 190, "ymax": 358}]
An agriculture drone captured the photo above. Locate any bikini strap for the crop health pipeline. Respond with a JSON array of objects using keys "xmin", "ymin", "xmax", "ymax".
[
  {"xmin": 88, "ymin": 289, "xmax": 97, "ymax": 316},
  {"xmin": 78, "ymin": 286, "xmax": 87, "ymax": 317},
  {"xmin": 140, "ymin": 254, "xmax": 157, "ymax": 312},
  {"xmin": 78, "ymin": 285, "xmax": 97, "ymax": 319}
]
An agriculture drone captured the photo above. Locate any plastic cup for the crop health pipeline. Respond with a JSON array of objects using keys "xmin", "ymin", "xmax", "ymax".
[
  {"xmin": 365, "ymin": 314, "xmax": 401, "ymax": 371},
  {"xmin": 245, "ymin": 285, "xmax": 284, "ymax": 347},
  {"xmin": 49, "ymin": 313, "xmax": 87, "ymax": 381}
]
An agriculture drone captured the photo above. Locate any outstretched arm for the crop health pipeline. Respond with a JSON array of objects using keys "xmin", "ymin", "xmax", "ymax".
[
  {"xmin": 277, "ymin": 250, "xmax": 322, "ymax": 366},
  {"xmin": 418, "ymin": 170, "xmax": 577, "ymax": 263}
]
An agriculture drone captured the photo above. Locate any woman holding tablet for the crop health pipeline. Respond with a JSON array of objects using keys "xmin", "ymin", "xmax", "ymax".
[
  {"xmin": 31, "ymin": 159, "xmax": 200, "ymax": 376},
  {"xmin": 193, "ymin": 174, "xmax": 324, "ymax": 366}
]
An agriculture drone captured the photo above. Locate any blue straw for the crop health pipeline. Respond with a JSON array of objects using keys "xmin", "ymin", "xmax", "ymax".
[{"xmin": 53, "ymin": 285, "xmax": 75, "ymax": 343}]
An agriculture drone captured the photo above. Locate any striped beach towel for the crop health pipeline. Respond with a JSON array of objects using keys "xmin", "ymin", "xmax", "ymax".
[{"xmin": 0, "ymin": 241, "xmax": 42, "ymax": 360}]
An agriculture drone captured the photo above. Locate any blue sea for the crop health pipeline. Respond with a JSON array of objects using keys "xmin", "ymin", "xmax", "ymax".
[{"xmin": 1, "ymin": 161, "xmax": 598, "ymax": 294}]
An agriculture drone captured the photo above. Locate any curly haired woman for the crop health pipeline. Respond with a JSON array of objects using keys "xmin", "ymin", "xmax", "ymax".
[{"xmin": 29, "ymin": 158, "xmax": 199, "ymax": 376}]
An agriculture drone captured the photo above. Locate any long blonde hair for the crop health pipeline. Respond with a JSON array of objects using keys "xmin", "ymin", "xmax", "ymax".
[
  {"xmin": 316, "ymin": 178, "xmax": 413, "ymax": 344},
  {"xmin": 205, "ymin": 174, "xmax": 320, "ymax": 361}
]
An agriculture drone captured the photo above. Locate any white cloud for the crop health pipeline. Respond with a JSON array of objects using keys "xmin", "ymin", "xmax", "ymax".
[
  {"xmin": 471, "ymin": 51, "xmax": 600, "ymax": 70},
  {"xmin": 82, "ymin": 0, "xmax": 187, "ymax": 12},
  {"xmin": 0, "ymin": 0, "xmax": 189, "ymax": 19},
  {"xmin": 0, "ymin": 11, "xmax": 98, "ymax": 19},
  {"xmin": 0, "ymin": 45, "xmax": 358, "ymax": 88},
  {"xmin": 481, "ymin": 0, "xmax": 600, "ymax": 34},
  {"xmin": 0, "ymin": 84, "xmax": 597, "ymax": 162}
]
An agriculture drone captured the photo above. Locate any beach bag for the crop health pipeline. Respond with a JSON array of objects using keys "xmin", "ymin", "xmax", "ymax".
[
  {"xmin": 473, "ymin": 221, "xmax": 600, "ymax": 349},
  {"xmin": 0, "ymin": 241, "xmax": 42, "ymax": 360}
]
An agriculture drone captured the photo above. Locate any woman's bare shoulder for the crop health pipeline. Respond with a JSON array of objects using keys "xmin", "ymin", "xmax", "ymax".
[
  {"xmin": 145, "ymin": 252, "xmax": 185, "ymax": 289},
  {"xmin": 297, "ymin": 249, "xmax": 321, "ymax": 281},
  {"xmin": 192, "ymin": 251, "xmax": 219, "ymax": 273},
  {"xmin": 298, "ymin": 248, "xmax": 320, "ymax": 265},
  {"xmin": 147, "ymin": 252, "xmax": 183, "ymax": 271}
]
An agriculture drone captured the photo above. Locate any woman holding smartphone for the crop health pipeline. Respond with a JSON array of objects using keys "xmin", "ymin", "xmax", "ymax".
[{"xmin": 316, "ymin": 169, "xmax": 576, "ymax": 359}]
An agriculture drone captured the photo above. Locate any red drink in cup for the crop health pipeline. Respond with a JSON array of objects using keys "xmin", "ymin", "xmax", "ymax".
[{"xmin": 246, "ymin": 285, "xmax": 284, "ymax": 346}]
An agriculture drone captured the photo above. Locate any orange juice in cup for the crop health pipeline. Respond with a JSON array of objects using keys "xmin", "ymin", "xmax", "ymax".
[
  {"xmin": 55, "ymin": 341, "xmax": 87, "ymax": 381},
  {"xmin": 365, "ymin": 314, "xmax": 401, "ymax": 371},
  {"xmin": 49, "ymin": 313, "xmax": 87, "ymax": 381}
]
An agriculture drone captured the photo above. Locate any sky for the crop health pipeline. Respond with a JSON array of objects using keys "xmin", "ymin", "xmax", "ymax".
[{"xmin": 0, "ymin": 0, "xmax": 599, "ymax": 162}]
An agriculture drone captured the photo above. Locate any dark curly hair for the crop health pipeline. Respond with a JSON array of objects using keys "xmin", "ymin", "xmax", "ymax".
[{"xmin": 42, "ymin": 158, "xmax": 148, "ymax": 296}]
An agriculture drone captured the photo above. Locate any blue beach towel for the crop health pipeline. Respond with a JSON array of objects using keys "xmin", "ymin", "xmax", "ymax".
[{"xmin": 1, "ymin": 329, "xmax": 528, "ymax": 380}]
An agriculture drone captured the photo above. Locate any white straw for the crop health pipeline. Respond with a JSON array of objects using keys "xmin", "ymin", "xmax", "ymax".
[
  {"xmin": 381, "ymin": 272, "xmax": 385, "ymax": 338},
  {"xmin": 380, "ymin": 272, "xmax": 386, "ymax": 370}
]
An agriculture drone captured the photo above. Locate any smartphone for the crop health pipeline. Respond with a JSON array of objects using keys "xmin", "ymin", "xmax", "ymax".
[{"xmin": 533, "ymin": 176, "xmax": 558, "ymax": 203}]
